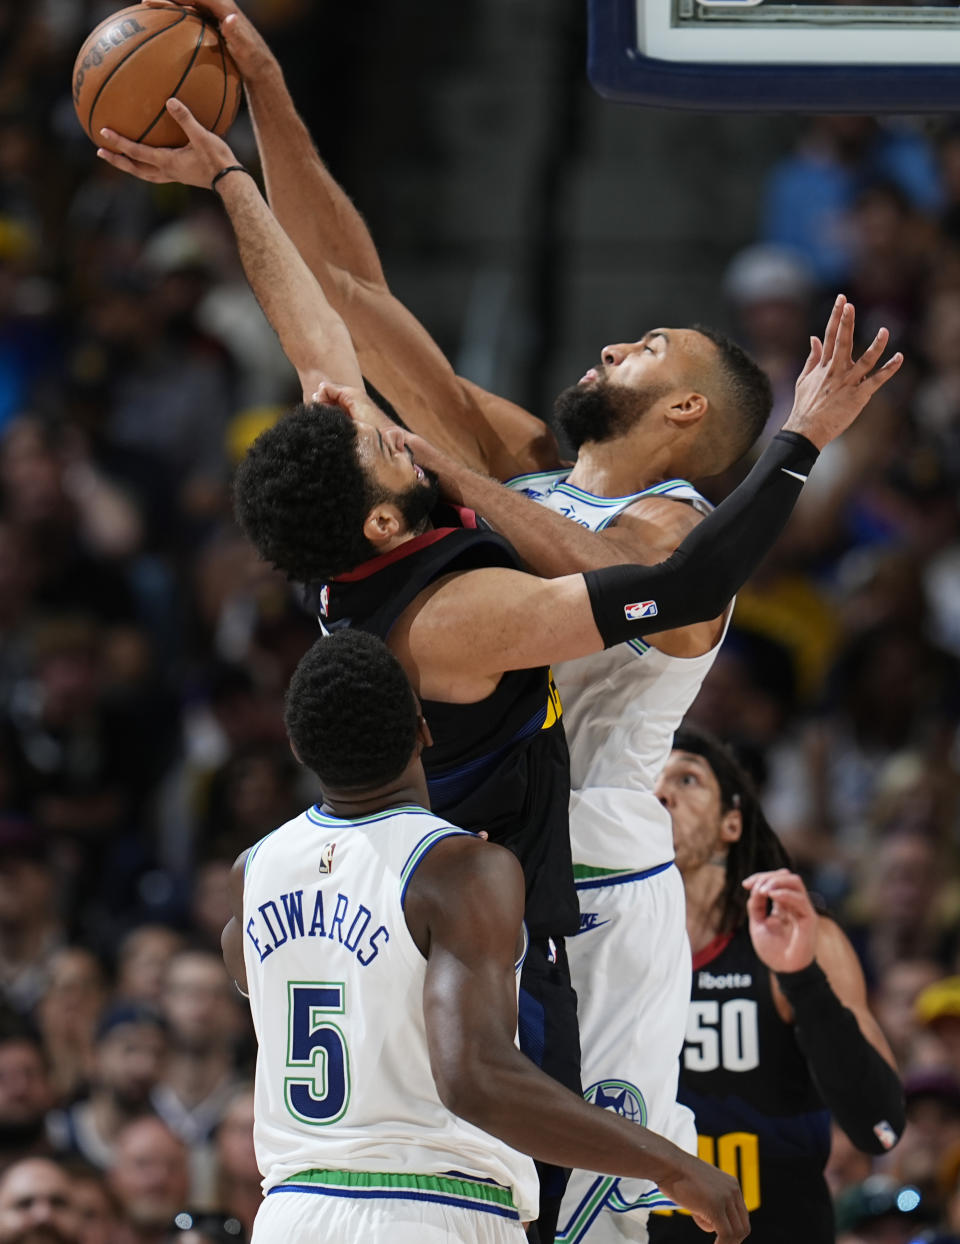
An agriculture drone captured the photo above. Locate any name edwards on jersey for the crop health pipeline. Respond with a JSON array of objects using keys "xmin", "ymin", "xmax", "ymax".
[{"xmin": 245, "ymin": 877, "xmax": 389, "ymax": 969}]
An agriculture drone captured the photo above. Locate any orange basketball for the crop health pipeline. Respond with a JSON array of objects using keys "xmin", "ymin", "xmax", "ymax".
[{"xmin": 72, "ymin": 4, "xmax": 241, "ymax": 148}]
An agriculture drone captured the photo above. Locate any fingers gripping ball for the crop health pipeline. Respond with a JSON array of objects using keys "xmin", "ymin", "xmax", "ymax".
[{"xmin": 72, "ymin": 4, "xmax": 241, "ymax": 147}]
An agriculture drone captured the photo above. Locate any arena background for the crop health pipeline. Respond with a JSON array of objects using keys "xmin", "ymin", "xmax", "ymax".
[{"xmin": 0, "ymin": 1, "xmax": 959, "ymax": 1240}]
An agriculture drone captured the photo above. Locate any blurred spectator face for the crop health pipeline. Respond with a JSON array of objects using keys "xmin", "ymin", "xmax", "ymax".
[
  {"xmin": 0, "ymin": 1158, "xmax": 78, "ymax": 1244},
  {"xmin": 0, "ymin": 852, "xmax": 53, "ymax": 933},
  {"xmin": 37, "ymin": 949, "xmax": 106, "ymax": 1038},
  {"xmin": 892, "ymin": 1074, "xmax": 960, "ymax": 1195},
  {"xmin": 215, "ymin": 1089, "xmax": 257, "ymax": 1185},
  {"xmin": 923, "ymin": 290, "xmax": 960, "ymax": 374},
  {"xmin": 69, "ymin": 1173, "xmax": 121, "ymax": 1244},
  {"xmin": 0, "ymin": 1039, "xmax": 52, "ymax": 1139},
  {"xmin": 115, "ymin": 928, "xmax": 183, "ymax": 1009},
  {"xmin": 0, "ymin": 423, "xmax": 64, "ymax": 529},
  {"xmin": 161, "ymin": 953, "xmax": 236, "ymax": 1052},
  {"xmin": 109, "ymin": 1119, "xmax": 188, "ymax": 1235},
  {"xmin": 93, "ymin": 1022, "xmax": 166, "ymax": 1112},
  {"xmin": 870, "ymin": 834, "xmax": 938, "ymax": 931},
  {"xmin": 35, "ymin": 634, "xmax": 101, "ymax": 729},
  {"xmin": 0, "ymin": 524, "xmax": 31, "ymax": 625},
  {"xmin": 872, "ymin": 959, "xmax": 942, "ymax": 1064},
  {"xmin": 189, "ymin": 863, "xmax": 233, "ymax": 950}
]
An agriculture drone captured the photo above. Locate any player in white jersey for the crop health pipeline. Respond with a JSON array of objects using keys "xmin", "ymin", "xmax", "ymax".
[
  {"xmin": 502, "ymin": 473, "xmax": 726, "ymax": 1243},
  {"xmin": 223, "ymin": 629, "xmax": 751, "ymax": 1244}
]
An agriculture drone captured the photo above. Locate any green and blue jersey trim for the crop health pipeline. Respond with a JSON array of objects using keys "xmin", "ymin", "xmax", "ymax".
[
  {"xmin": 399, "ymin": 826, "xmax": 476, "ymax": 907},
  {"xmin": 269, "ymin": 1168, "xmax": 520, "ymax": 1220},
  {"xmin": 305, "ymin": 803, "xmax": 435, "ymax": 828},
  {"xmin": 557, "ymin": 1176, "xmax": 674, "ymax": 1241},
  {"xmin": 572, "ymin": 860, "xmax": 673, "ymax": 890}
]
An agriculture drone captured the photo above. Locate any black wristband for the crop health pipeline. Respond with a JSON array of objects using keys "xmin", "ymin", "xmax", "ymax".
[
  {"xmin": 211, "ymin": 164, "xmax": 253, "ymax": 192},
  {"xmin": 583, "ymin": 429, "xmax": 819, "ymax": 648},
  {"xmin": 776, "ymin": 960, "xmax": 905, "ymax": 1155}
]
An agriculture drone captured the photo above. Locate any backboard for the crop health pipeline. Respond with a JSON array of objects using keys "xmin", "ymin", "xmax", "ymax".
[{"xmin": 587, "ymin": 0, "xmax": 960, "ymax": 111}]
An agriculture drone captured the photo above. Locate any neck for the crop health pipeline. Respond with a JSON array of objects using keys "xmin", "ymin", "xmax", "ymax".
[
  {"xmin": 565, "ymin": 431, "xmax": 685, "ymax": 497},
  {"xmin": 682, "ymin": 858, "xmax": 729, "ymax": 954},
  {"xmin": 323, "ymin": 780, "xmax": 428, "ymax": 820}
]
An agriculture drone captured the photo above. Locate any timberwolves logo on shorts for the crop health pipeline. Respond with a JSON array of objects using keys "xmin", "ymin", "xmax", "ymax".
[{"xmin": 584, "ymin": 1079, "xmax": 647, "ymax": 1126}]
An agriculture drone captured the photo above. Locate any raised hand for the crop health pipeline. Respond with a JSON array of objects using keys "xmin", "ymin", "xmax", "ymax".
[
  {"xmin": 96, "ymin": 98, "xmax": 238, "ymax": 188},
  {"xmin": 782, "ymin": 295, "xmax": 903, "ymax": 450},
  {"xmin": 144, "ymin": 0, "xmax": 276, "ymax": 79},
  {"xmin": 743, "ymin": 868, "xmax": 818, "ymax": 974}
]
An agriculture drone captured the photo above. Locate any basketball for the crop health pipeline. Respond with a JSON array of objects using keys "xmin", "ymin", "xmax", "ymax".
[{"xmin": 72, "ymin": 4, "xmax": 241, "ymax": 148}]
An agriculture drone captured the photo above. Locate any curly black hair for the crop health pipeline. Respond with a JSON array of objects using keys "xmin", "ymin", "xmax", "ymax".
[
  {"xmin": 691, "ymin": 324, "xmax": 773, "ymax": 467},
  {"xmin": 285, "ymin": 631, "xmax": 419, "ymax": 791},
  {"xmin": 673, "ymin": 725, "xmax": 790, "ymax": 935},
  {"xmin": 233, "ymin": 404, "xmax": 379, "ymax": 582}
]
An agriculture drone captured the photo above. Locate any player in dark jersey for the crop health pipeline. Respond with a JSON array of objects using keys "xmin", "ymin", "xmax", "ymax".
[
  {"xmin": 98, "ymin": 104, "xmax": 900, "ymax": 1244},
  {"xmin": 648, "ymin": 728, "xmax": 905, "ymax": 1244}
]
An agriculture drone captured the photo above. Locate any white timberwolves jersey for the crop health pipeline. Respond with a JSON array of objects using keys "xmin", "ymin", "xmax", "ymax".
[
  {"xmin": 507, "ymin": 470, "xmax": 729, "ymax": 874},
  {"xmin": 242, "ymin": 803, "xmax": 539, "ymax": 1221}
]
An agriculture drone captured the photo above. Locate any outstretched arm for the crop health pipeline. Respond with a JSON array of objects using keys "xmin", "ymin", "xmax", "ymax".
[
  {"xmin": 98, "ymin": 100, "xmax": 365, "ymax": 399},
  {"xmin": 406, "ymin": 835, "xmax": 749, "ymax": 1242},
  {"xmin": 745, "ymin": 869, "xmax": 904, "ymax": 1155},
  {"xmin": 143, "ymin": 0, "xmax": 558, "ymax": 478}
]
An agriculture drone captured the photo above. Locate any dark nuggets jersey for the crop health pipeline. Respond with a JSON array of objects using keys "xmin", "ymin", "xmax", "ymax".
[
  {"xmin": 308, "ymin": 505, "xmax": 577, "ymax": 940},
  {"xmin": 649, "ymin": 926, "xmax": 834, "ymax": 1244}
]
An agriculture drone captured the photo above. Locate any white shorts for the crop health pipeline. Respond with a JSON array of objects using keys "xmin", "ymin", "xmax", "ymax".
[
  {"xmin": 252, "ymin": 1174, "xmax": 529, "ymax": 1244},
  {"xmin": 557, "ymin": 862, "xmax": 696, "ymax": 1244}
]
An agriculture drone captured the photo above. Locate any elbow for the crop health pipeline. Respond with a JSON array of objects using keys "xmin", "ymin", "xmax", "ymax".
[{"xmin": 432, "ymin": 1056, "xmax": 501, "ymax": 1130}]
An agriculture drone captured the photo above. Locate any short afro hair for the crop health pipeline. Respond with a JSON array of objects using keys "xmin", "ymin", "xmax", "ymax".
[
  {"xmin": 692, "ymin": 325, "xmax": 773, "ymax": 468},
  {"xmin": 285, "ymin": 631, "xmax": 419, "ymax": 790},
  {"xmin": 233, "ymin": 404, "xmax": 378, "ymax": 582}
]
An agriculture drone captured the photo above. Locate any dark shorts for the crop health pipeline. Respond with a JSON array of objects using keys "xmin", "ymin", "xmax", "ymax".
[{"xmin": 519, "ymin": 936, "xmax": 582, "ymax": 1244}]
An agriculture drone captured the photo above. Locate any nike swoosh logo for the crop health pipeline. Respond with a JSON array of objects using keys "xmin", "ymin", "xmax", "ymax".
[{"xmin": 781, "ymin": 468, "xmax": 808, "ymax": 483}]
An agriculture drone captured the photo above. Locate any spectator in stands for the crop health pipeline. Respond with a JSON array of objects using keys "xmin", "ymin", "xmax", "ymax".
[
  {"xmin": 108, "ymin": 1118, "xmax": 189, "ymax": 1244},
  {"xmin": 211, "ymin": 1089, "xmax": 258, "ymax": 1242},
  {"xmin": 66, "ymin": 1164, "xmax": 123, "ymax": 1244},
  {"xmin": 34, "ymin": 949, "xmax": 107, "ymax": 1104},
  {"xmin": 0, "ymin": 1021, "xmax": 55, "ymax": 1167},
  {"xmin": 0, "ymin": 1156, "xmax": 79, "ymax": 1244},
  {"xmin": 49, "ymin": 1005, "xmax": 167, "ymax": 1171},
  {"xmin": 0, "ymin": 817, "xmax": 62, "ymax": 1015}
]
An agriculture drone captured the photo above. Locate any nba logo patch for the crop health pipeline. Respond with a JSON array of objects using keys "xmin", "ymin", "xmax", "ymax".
[
  {"xmin": 873, "ymin": 1120, "xmax": 899, "ymax": 1150},
  {"xmin": 319, "ymin": 842, "xmax": 336, "ymax": 874},
  {"xmin": 318, "ymin": 584, "xmax": 330, "ymax": 617},
  {"xmin": 624, "ymin": 600, "xmax": 658, "ymax": 621}
]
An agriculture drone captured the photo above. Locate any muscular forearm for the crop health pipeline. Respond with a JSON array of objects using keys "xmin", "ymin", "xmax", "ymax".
[
  {"xmin": 445, "ymin": 466, "xmax": 666, "ymax": 577},
  {"xmin": 448, "ymin": 1043, "xmax": 695, "ymax": 1186},
  {"xmin": 776, "ymin": 963, "xmax": 905, "ymax": 1155},
  {"xmin": 244, "ymin": 63, "xmax": 385, "ymax": 287},
  {"xmin": 216, "ymin": 171, "xmax": 363, "ymax": 390}
]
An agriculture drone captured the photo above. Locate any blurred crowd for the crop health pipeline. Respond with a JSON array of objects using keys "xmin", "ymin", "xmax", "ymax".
[{"xmin": 2, "ymin": 2, "xmax": 960, "ymax": 1242}]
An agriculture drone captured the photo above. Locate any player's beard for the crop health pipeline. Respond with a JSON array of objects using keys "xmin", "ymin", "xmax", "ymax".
[
  {"xmin": 553, "ymin": 376, "xmax": 672, "ymax": 452},
  {"xmin": 390, "ymin": 467, "xmax": 441, "ymax": 535}
]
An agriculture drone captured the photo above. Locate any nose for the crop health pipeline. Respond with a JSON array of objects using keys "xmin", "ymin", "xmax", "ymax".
[
  {"xmin": 600, "ymin": 344, "xmax": 625, "ymax": 367},
  {"xmin": 653, "ymin": 777, "xmax": 671, "ymax": 809},
  {"xmin": 29, "ymin": 1201, "xmax": 54, "ymax": 1224},
  {"xmin": 384, "ymin": 427, "xmax": 406, "ymax": 453}
]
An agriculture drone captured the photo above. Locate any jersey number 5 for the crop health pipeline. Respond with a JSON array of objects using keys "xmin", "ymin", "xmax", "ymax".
[{"xmin": 284, "ymin": 981, "xmax": 351, "ymax": 1124}]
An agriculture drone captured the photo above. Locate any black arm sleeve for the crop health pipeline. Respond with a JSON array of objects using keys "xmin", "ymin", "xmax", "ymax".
[
  {"xmin": 776, "ymin": 961, "xmax": 905, "ymax": 1155},
  {"xmin": 583, "ymin": 430, "xmax": 818, "ymax": 647}
]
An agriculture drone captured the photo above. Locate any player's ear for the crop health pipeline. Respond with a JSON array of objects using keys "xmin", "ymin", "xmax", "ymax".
[
  {"xmin": 288, "ymin": 738, "xmax": 302, "ymax": 766},
  {"xmin": 720, "ymin": 806, "xmax": 742, "ymax": 844},
  {"xmin": 666, "ymin": 391, "xmax": 708, "ymax": 428},
  {"xmin": 362, "ymin": 500, "xmax": 404, "ymax": 547},
  {"xmin": 415, "ymin": 714, "xmax": 433, "ymax": 752}
]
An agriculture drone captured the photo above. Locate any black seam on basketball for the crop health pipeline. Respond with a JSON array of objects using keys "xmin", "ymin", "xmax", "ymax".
[
  {"xmin": 84, "ymin": 10, "xmax": 188, "ymax": 140},
  {"xmin": 135, "ymin": 16, "xmax": 207, "ymax": 143},
  {"xmin": 210, "ymin": 29, "xmax": 229, "ymax": 134}
]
